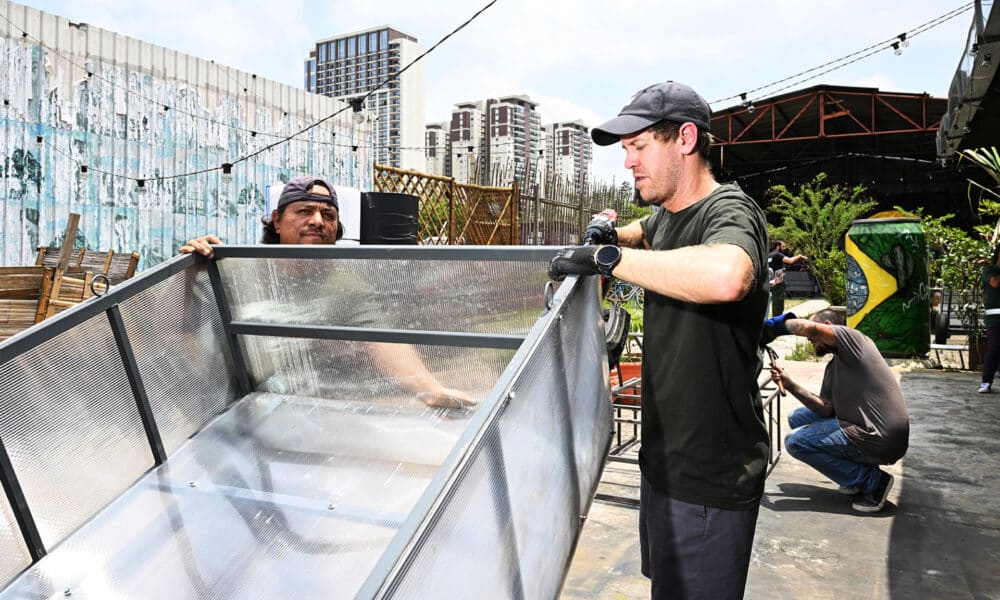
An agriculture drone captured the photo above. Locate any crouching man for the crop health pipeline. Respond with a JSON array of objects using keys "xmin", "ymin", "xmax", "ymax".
[{"xmin": 765, "ymin": 309, "xmax": 909, "ymax": 513}]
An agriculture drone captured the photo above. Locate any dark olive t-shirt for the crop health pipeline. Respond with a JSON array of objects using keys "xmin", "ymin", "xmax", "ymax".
[
  {"xmin": 821, "ymin": 326, "xmax": 909, "ymax": 463},
  {"xmin": 638, "ymin": 183, "xmax": 770, "ymax": 510}
]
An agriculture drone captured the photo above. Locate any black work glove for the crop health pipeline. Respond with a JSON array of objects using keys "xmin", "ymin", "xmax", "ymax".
[
  {"xmin": 582, "ymin": 209, "xmax": 618, "ymax": 246},
  {"xmin": 548, "ymin": 245, "xmax": 600, "ymax": 281},
  {"xmin": 761, "ymin": 312, "xmax": 797, "ymax": 346}
]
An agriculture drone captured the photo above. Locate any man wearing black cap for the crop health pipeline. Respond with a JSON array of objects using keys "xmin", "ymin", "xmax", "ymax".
[
  {"xmin": 549, "ymin": 82, "xmax": 769, "ymax": 599},
  {"xmin": 180, "ymin": 175, "xmax": 342, "ymax": 256},
  {"xmin": 181, "ymin": 175, "xmax": 473, "ymax": 410}
]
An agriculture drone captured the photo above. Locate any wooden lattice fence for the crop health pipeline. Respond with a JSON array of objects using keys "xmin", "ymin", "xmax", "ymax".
[{"xmin": 373, "ymin": 164, "xmax": 518, "ymax": 245}]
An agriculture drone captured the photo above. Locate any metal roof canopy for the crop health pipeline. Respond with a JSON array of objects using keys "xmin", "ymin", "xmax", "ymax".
[
  {"xmin": 938, "ymin": 0, "xmax": 1000, "ymax": 156},
  {"xmin": 707, "ymin": 85, "xmax": 986, "ymax": 226},
  {"xmin": 711, "ymin": 85, "xmax": 944, "ymax": 171}
]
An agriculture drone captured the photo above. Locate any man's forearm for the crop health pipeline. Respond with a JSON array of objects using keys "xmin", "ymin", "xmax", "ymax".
[
  {"xmin": 612, "ymin": 244, "xmax": 754, "ymax": 304},
  {"xmin": 615, "ymin": 220, "xmax": 648, "ymax": 249},
  {"xmin": 783, "ymin": 377, "xmax": 833, "ymax": 416}
]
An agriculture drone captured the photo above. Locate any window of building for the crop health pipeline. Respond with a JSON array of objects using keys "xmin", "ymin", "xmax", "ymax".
[
  {"xmin": 380, "ymin": 30, "xmax": 388, "ymax": 49},
  {"xmin": 359, "ymin": 35, "xmax": 367, "ymax": 54},
  {"xmin": 318, "ymin": 44, "xmax": 326, "ymax": 63},
  {"xmin": 348, "ymin": 37, "xmax": 356, "ymax": 57}
]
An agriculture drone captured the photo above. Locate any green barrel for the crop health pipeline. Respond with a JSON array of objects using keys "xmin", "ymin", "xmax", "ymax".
[{"xmin": 845, "ymin": 217, "xmax": 929, "ymax": 357}]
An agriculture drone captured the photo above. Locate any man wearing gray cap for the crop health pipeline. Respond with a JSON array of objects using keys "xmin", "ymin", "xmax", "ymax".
[
  {"xmin": 181, "ymin": 175, "xmax": 473, "ymax": 410},
  {"xmin": 550, "ymin": 82, "xmax": 769, "ymax": 599},
  {"xmin": 180, "ymin": 174, "xmax": 342, "ymax": 256}
]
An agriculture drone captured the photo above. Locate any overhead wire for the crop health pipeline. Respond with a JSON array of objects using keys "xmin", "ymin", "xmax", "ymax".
[
  {"xmin": 4, "ymin": 0, "xmax": 975, "ymax": 185},
  {"xmin": 711, "ymin": 2, "xmax": 974, "ymax": 106},
  {"xmin": 4, "ymin": 0, "xmax": 499, "ymax": 184}
]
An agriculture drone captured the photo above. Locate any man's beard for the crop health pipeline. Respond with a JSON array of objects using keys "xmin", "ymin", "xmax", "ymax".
[{"xmin": 815, "ymin": 344, "xmax": 835, "ymax": 357}]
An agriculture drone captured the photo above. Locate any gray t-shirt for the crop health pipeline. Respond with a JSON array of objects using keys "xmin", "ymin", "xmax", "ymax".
[{"xmin": 821, "ymin": 326, "xmax": 909, "ymax": 463}]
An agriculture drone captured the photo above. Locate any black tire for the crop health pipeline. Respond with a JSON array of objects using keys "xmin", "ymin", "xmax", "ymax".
[{"xmin": 934, "ymin": 309, "xmax": 950, "ymax": 344}]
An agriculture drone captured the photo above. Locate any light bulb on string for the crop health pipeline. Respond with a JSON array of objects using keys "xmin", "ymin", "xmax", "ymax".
[
  {"xmin": 221, "ymin": 163, "xmax": 233, "ymax": 185},
  {"xmin": 136, "ymin": 179, "xmax": 147, "ymax": 195}
]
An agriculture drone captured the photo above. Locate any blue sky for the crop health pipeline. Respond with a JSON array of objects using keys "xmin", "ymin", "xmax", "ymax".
[{"xmin": 17, "ymin": 0, "xmax": 980, "ymax": 184}]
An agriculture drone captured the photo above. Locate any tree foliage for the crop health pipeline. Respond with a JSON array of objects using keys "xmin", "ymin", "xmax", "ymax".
[{"xmin": 766, "ymin": 173, "xmax": 877, "ymax": 306}]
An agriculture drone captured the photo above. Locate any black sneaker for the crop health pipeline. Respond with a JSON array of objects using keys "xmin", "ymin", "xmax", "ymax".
[{"xmin": 852, "ymin": 471, "xmax": 894, "ymax": 513}]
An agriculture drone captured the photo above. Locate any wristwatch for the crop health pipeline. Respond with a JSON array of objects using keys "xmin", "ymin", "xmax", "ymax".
[{"xmin": 594, "ymin": 245, "xmax": 622, "ymax": 277}]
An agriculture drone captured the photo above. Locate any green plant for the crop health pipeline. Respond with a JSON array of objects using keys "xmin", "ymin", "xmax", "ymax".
[
  {"xmin": 785, "ymin": 340, "xmax": 818, "ymax": 361},
  {"xmin": 896, "ymin": 206, "xmax": 990, "ymax": 341},
  {"xmin": 766, "ymin": 173, "xmax": 878, "ymax": 306}
]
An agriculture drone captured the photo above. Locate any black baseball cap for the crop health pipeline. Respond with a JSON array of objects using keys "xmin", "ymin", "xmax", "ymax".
[
  {"xmin": 591, "ymin": 81, "xmax": 711, "ymax": 146},
  {"xmin": 277, "ymin": 175, "xmax": 338, "ymax": 211}
]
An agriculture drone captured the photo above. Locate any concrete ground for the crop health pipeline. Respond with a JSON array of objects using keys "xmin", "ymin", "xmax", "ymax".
[{"xmin": 562, "ymin": 302, "xmax": 1000, "ymax": 599}]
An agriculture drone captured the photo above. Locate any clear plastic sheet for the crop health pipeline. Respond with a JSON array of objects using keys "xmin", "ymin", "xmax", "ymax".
[{"xmin": 0, "ymin": 248, "xmax": 610, "ymax": 599}]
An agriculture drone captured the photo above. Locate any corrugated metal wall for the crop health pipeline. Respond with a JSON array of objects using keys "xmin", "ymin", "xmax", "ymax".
[{"xmin": 0, "ymin": 0, "xmax": 372, "ymax": 269}]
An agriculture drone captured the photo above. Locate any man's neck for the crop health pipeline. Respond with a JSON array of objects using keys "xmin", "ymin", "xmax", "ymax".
[{"xmin": 661, "ymin": 167, "xmax": 721, "ymax": 213}]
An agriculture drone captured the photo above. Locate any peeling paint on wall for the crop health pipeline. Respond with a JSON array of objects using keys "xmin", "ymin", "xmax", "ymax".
[{"xmin": 0, "ymin": 1, "xmax": 372, "ymax": 269}]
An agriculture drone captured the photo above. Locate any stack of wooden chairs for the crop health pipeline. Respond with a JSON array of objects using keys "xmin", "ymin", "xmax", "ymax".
[{"xmin": 0, "ymin": 246, "xmax": 140, "ymax": 342}]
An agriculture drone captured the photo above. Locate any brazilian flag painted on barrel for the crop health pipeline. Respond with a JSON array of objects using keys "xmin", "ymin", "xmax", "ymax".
[{"xmin": 845, "ymin": 217, "xmax": 929, "ymax": 357}]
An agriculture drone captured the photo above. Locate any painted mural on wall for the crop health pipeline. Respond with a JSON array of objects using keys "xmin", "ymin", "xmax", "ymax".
[
  {"xmin": 845, "ymin": 217, "xmax": 929, "ymax": 357},
  {"xmin": 0, "ymin": 21, "xmax": 371, "ymax": 271}
]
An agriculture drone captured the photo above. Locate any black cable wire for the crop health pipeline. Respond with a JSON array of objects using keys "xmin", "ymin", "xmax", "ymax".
[
  {"xmin": 6, "ymin": 0, "xmax": 499, "ymax": 184},
  {"xmin": 710, "ymin": 2, "xmax": 974, "ymax": 106},
  {"xmin": 233, "ymin": 0, "xmax": 498, "ymax": 169},
  {"xmin": 9, "ymin": 0, "xmax": 972, "ymax": 185}
]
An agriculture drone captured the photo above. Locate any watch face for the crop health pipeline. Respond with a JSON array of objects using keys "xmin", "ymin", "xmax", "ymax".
[{"xmin": 596, "ymin": 244, "xmax": 621, "ymax": 267}]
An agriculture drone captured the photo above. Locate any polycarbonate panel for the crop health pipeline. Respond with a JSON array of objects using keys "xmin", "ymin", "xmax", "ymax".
[
  {"xmin": 496, "ymin": 333, "xmax": 583, "ymax": 598},
  {"xmin": 0, "ymin": 391, "xmax": 474, "ymax": 599},
  {"xmin": 559, "ymin": 278, "xmax": 615, "ymax": 505},
  {"xmin": 0, "ymin": 314, "xmax": 153, "ymax": 548},
  {"xmin": 0, "ymin": 491, "xmax": 30, "ymax": 589},
  {"xmin": 382, "ymin": 276, "xmax": 612, "ymax": 598},
  {"xmin": 117, "ymin": 266, "xmax": 238, "ymax": 454},
  {"xmin": 385, "ymin": 427, "xmax": 521, "ymax": 599},
  {"xmin": 217, "ymin": 257, "xmax": 549, "ymax": 335},
  {"xmin": 499, "ymin": 277, "xmax": 611, "ymax": 597},
  {"xmin": 242, "ymin": 336, "xmax": 511, "ymax": 404}
]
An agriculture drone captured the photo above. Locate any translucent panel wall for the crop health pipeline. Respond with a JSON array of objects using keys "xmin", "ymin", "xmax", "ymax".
[
  {"xmin": 117, "ymin": 268, "xmax": 238, "ymax": 454},
  {"xmin": 0, "ymin": 261, "xmax": 239, "ymax": 591},
  {"xmin": 372, "ymin": 273, "xmax": 611, "ymax": 599},
  {"xmin": 0, "ymin": 247, "xmax": 611, "ymax": 599},
  {"xmin": 217, "ymin": 253, "xmax": 548, "ymax": 404}
]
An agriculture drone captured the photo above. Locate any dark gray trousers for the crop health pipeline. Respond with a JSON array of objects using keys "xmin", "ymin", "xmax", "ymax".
[{"xmin": 640, "ymin": 475, "xmax": 759, "ymax": 599}]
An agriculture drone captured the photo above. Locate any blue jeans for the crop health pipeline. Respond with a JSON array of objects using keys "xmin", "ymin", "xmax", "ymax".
[{"xmin": 785, "ymin": 406, "xmax": 882, "ymax": 494}]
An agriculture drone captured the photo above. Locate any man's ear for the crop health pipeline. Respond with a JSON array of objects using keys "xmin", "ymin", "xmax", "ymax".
[
  {"xmin": 678, "ymin": 122, "xmax": 699, "ymax": 155},
  {"xmin": 271, "ymin": 209, "xmax": 281, "ymax": 233}
]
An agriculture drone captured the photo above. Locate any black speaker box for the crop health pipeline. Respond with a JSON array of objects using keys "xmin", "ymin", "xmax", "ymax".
[{"xmin": 360, "ymin": 192, "xmax": 419, "ymax": 245}]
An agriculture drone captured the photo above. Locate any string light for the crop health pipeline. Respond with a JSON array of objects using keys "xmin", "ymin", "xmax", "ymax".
[
  {"xmin": 221, "ymin": 162, "xmax": 233, "ymax": 185},
  {"xmin": 136, "ymin": 179, "xmax": 147, "ymax": 194},
  {"xmin": 711, "ymin": 3, "xmax": 973, "ymax": 106}
]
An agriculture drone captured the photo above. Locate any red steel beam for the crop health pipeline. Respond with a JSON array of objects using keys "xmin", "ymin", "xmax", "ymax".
[{"xmin": 713, "ymin": 88, "xmax": 940, "ymax": 146}]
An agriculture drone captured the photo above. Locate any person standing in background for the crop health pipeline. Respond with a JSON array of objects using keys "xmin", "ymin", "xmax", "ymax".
[
  {"xmin": 768, "ymin": 240, "xmax": 807, "ymax": 316},
  {"xmin": 979, "ymin": 246, "xmax": 1000, "ymax": 393}
]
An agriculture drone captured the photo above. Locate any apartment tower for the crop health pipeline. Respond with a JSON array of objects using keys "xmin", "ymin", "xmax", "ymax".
[{"xmin": 305, "ymin": 26, "xmax": 425, "ymax": 170}]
